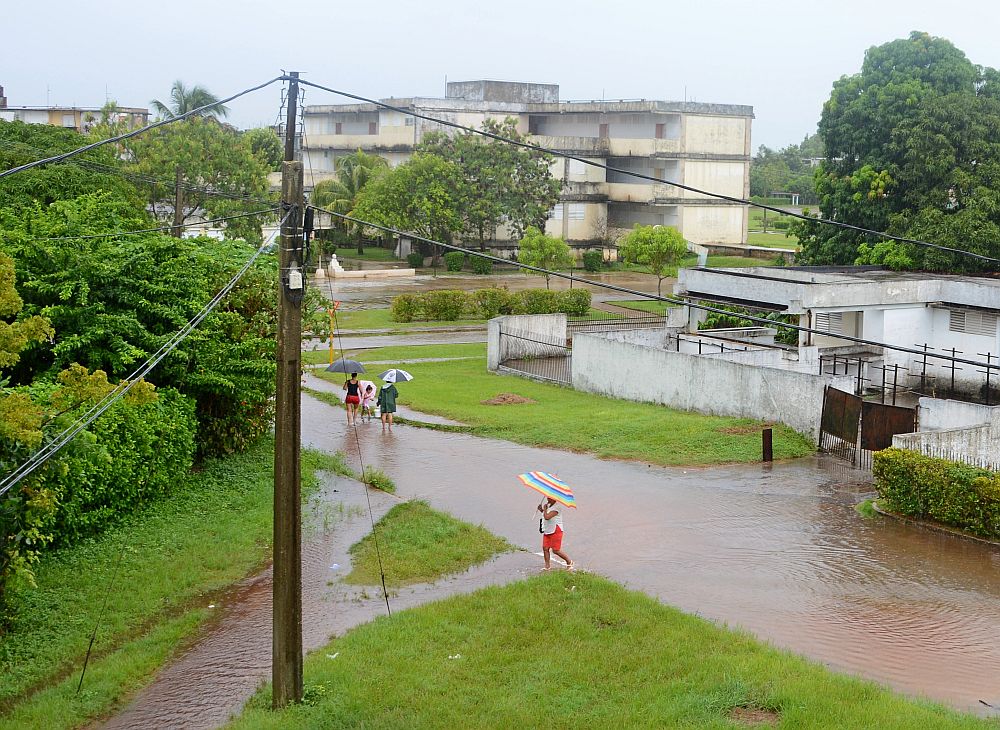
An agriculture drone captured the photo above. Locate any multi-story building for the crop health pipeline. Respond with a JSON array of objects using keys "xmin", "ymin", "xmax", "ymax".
[
  {"xmin": 0, "ymin": 85, "xmax": 149, "ymax": 134},
  {"xmin": 301, "ymin": 80, "xmax": 753, "ymax": 248}
]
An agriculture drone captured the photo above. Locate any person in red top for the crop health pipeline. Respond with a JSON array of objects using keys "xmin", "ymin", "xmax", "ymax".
[{"xmin": 538, "ymin": 497, "xmax": 574, "ymax": 571}]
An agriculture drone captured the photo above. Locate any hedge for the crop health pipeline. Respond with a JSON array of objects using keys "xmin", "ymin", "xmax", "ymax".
[
  {"xmin": 444, "ymin": 251, "xmax": 465, "ymax": 272},
  {"xmin": 873, "ymin": 448, "xmax": 1000, "ymax": 539},
  {"xmin": 389, "ymin": 288, "xmax": 592, "ymax": 322}
]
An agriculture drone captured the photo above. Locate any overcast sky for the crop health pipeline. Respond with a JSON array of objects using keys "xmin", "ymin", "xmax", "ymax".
[{"xmin": 5, "ymin": 0, "xmax": 999, "ymax": 150}]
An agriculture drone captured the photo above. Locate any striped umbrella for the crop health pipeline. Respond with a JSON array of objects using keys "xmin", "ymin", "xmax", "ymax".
[{"xmin": 517, "ymin": 472, "xmax": 577, "ymax": 509}]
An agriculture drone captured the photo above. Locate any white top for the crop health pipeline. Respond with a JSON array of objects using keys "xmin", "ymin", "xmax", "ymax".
[{"xmin": 542, "ymin": 504, "xmax": 563, "ymax": 535}]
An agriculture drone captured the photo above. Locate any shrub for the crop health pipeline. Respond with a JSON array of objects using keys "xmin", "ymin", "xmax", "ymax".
[
  {"xmin": 557, "ymin": 289, "xmax": 592, "ymax": 316},
  {"xmin": 406, "ymin": 252, "xmax": 424, "ymax": 268},
  {"xmin": 362, "ymin": 466, "xmax": 396, "ymax": 493},
  {"xmin": 470, "ymin": 255, "xmax": 493, "ymax": 275},
  {"xmin": 582, "ymin": 250, "xmax": 603, "ymax": 272},
  {"xmin": 390, "ymin": 294, "xmax": 421, "ymax": 322},
  {"xmin": 873, "ymin": 448, "xmax": 1000, "ymax": 538},
  {"xmin": 444, "ymin": 251, "xmax": 466, "ymax": 272},
  {"xmin": 423, "ymin": 290, "xmax": 470, "ymax": 321},
  {"xmin": 771, "ymin": 218, "xmax": 791, "ymax": 230},
  {"xmin": 518, "ymin": 289, "xmax": 560, "ymax": 315},
  {"xmin": 474, "ymin": 287, "xmax": 517, "ymax": 319}
]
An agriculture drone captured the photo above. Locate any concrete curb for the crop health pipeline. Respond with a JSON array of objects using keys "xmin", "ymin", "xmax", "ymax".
[{"xmin": 871, "ymin": 501, "xmax": 1000, "ymax": 547}]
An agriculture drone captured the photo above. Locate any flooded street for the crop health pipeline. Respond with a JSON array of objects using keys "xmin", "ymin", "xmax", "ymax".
[{"xmin": 301, "ymin": 387, "xmax": 1000, "ymax": 715}]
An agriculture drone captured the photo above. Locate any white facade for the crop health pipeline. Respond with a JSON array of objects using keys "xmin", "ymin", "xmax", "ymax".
[
  {"xmin": 300, "ymin": 80, "xmax": 753, "ymax": 249},
  {"xmin": 0, "ymin": 97, "xmax": 149, "ymax": 134}
]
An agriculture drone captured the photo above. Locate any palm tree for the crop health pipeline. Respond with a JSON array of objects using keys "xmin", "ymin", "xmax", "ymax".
[
  {"xmin": 150, "ymin": 80, "xmax": 229, "ymax": 119},
  {"xmin": 312, "ymin": 150, "xmax": 388, "ymax": 254}
]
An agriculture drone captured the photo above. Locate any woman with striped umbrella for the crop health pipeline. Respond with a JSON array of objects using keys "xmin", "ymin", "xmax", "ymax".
[{"xmin": 518, "ymin": 472, "xmax": 576, "ymax": 571}]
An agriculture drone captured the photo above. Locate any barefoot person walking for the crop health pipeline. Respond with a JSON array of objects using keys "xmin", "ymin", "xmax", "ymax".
[{"xmin": 538, "ymin": 497, "xmax": 573, "ymax": 571}]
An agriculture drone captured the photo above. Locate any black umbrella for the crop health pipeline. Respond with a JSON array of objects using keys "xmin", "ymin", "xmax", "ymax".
[{"xmin": 326, "ymin": 358, "xmax": 366, "ymax": 374}]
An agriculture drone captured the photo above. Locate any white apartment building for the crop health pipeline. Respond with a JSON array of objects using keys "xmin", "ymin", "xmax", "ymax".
[{"xmin": 301, "ymin": 80, "xmax": 753, "ymax": 248}]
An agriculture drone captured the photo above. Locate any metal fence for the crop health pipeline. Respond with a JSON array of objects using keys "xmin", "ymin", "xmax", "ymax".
[
  {"xmin": 497, "ymin": 326, "xmax": 572, "ymax": 384},
  {"xmin": 567, "ymin": 311, "xmax": 671, "ymax": 334},
  {"xmin": 818, "ymin": 386, "xmax": 917, "ymax": 470}
]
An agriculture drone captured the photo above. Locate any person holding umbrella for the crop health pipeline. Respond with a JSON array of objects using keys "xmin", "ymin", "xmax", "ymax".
[
  {"xmin": 376, "ymin": 369, "xmax": 412, "ymax": 433},
  {"xmin": 343, "ymin": 373, "xmax": 362, "ymax": 426},
  {"xmin": 538, "ymin": 497, "xmax": 574, "ymax": 571}
]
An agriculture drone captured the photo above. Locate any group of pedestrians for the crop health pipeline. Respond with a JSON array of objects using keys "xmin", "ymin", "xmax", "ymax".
[{"xmin": 343, "ymin": 373, "xmax": 397, "ymax": 432}]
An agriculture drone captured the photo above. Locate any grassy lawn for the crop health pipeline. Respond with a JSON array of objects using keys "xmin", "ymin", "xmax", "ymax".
[
  {"xmin": 0, "ymin": 439, "xmax": 349, "ymax": 729},
  {"xmin": 345, "ymin": 501, "xmax": 513, "ymax": 588},
  {"xmin": 331, "ymin": 307, "xmax": 486, "ymax": 332},
  {"xmin": 229, "ymin": 571, "xmax": 988, "ymax": 729},
  {"xmin": 612, "ymin": 299, "xmax": 678, "ymax": 315},
  {"xmin": 330, "ymin": 246, "xmax": 399, "ymax": 262},
  {"xmin": 315, "ymin": 344, "xmax": 814, "ymax": 465},
  {"xmin": 304, "ymin": 342, "xmax": 487, "ymax": 366},
  {"xmin": 747, "ymin": 231, "xmax": 799, "ymax": 249}
]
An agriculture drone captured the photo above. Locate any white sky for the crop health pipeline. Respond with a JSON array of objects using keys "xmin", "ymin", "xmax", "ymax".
[{"xmin": 4, "ymin": 0, "xmax": 1000, "ymax": 150}]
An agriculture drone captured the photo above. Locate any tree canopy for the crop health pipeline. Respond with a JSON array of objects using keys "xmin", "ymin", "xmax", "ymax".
[
  {"xmin": 795, "ymin": 31, "xmax": 1000, "ymax": 272},
  {"xmin": 418, "ymin": 117, "xmax": 563, "ymax": 250},
  {"xmin": 749, "ymin": 133, "xmax": 823, "ymax": 204},
  {"xmin": 312, "ymin": 150, "xmax": 389, "ymax": 253},
  {"xmin": 516, "ymin": 227, "xmax": 573, "ymax": 289},
  {"xmin": 618, "ymin": 224, "xmax": 688, "ymax": 295},
  {"xmin": 151, "ymin": 80, "xmax": 230, "ymax": 119}
]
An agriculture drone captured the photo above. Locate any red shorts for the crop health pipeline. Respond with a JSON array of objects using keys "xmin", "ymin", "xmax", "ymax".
[
  {"xmin": 542, "ymin": 526, "xmax": 563, "ymax": 550},
  {"xmin": 345, "ymin": 395, "xmax": 360, "ymax": 405}
]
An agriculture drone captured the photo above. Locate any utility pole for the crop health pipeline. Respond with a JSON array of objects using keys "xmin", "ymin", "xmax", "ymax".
[{"xmin": 273, "ymin": 71, "xmax": 304, "ymax": 709}]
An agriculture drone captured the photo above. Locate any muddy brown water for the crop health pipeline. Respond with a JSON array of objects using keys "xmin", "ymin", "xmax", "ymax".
[
  {"xmin": 102, "ymin": 386, "xmax": 1000, "ymax": 726},
  {"xmin": 300, "ymin": 391, "xmax": 1000, "ymax": 717}
]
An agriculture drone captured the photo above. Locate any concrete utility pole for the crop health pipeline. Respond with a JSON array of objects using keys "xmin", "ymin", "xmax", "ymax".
[{"xmin": 273, "ymin": 71, "xmax": 304, "ymax": 708}]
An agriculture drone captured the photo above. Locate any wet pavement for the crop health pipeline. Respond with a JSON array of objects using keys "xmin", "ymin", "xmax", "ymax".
[{"xmin": 100, "ymin": 473, "xmax": 536, "ymax": 730}]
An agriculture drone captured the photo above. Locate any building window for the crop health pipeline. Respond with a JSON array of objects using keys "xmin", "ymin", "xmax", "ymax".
[
  {"xmin": 949, "ymin": 309, "xmax": 998, "ymax": 337},
  {"xmin": 568, "ymin": 159, "xmax": 586, "ymax": 179},
  {"xmin": 655, "ymin": 123, "xmax": 665, "ymax": 139},
  {"xmin": 568, "ymin": 204, "xmax": 586, "ymax": 221},
  {"xmin": 813, "ymin": 311, "xmax": 843, "ymax": 335},
  {"xmin": 335, "ymin": 122, "xmax": 342, "ymax": 135},
  {"xmin": 62, "ymin": 114, "xmax": 76, "ymax": 128},
  {"xmin": 405, "ymin": 117, "xmax": 414, "ymax": 126},
  {"xmin": 599, "ymin": 123, "xmax": 609, "ymax": 139},
  {"xmin": 550, "ymin": 206, "xmax": 563, "ymax": 221},
  {"xmin": 369, "ymin": 122, "xmax": 377, "ymax": 135}
]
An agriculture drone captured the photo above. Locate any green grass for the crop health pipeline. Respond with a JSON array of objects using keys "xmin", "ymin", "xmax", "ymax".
[
  {"xmin": 856, "ymin": 499, "xmax": 878, "ymax": 518},
  {"xmin": 229, "ymin": 571, "xmax": 988, "ymax": 729},
  {"xmin": 361, "ymin": 465, "xmax": 396, "ymax": 493},
  {"xmin": 345, "ymin": 501, "xmax": 513, "ymax": 588},
  {"xmin": 331, "ymin": 246, "xmax": 399, "ymax": 262},
  {"xmin": 747, "ymin": 231, "xmax": 799, "ymax": 248},
  {"xmin": 315, "ymin": 344, "xmax": 814, "ymax": 465},
  {"xmin": 303, "ymin": 342, "xmax": 487, "ymax": 366},
  {"xmin": 613, "ymin": 299, "xmax": 678, "ymax": 315},
  {"xmin": 0, "ymin": 439, "xmax": 350, "ymax": 728},
  {"xmin": 332, "ymin": 307, "xmax": 486, "ymax": 332}
]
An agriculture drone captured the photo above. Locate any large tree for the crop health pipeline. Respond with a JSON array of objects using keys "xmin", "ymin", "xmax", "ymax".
[
  {"xmin": 795, "ymin": 32, "xmax": 1000, "ymax": 272},
  {"xmin": 352, "ymin": 153, "xmax": 463, "ymax": 265},
  {"xmin": 151, "ymin": 80, "xmax": 230, "ymax": 119},
  {"xmin": 749, "ymin": 132, "xmax": 823, "ymax": 205},
  {"xmin": 312, "ymin": 150, "xmax": 388, "ymax": 254},
  {"xmin": 516, "ymin": 227, "xmax": 573, "ymax": 289},
  {"xmin": 123, "ymin": 117, "xmax": 272, "ymax": 242},
  {"xmin": 418, "ymin": 117, "xmax": 563, "ymax": 250}
]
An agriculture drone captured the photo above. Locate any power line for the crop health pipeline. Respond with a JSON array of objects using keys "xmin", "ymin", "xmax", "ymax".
[
  {"xmin": 0, "ymin": 210, "xmax": 291, "ymax": 500},
  {"xmin": 0, "ymin": 76, "xmax": 284, "ymax": 180},
  {"xmin": 26, "ymin": 206, "xmax": 281, "ymax": 241},
  {"xmin": 294, "ymin": 78, "xmax": 1000, "ymax": 266},
  {"xmin": 314, "ymin": 205, "xmax": 1000, "ymax": 374}
]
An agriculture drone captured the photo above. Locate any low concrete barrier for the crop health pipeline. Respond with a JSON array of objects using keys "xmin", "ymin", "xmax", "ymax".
[{"xmin": 331, "ymin": 268, "xmax": 416, "ymax": 279}]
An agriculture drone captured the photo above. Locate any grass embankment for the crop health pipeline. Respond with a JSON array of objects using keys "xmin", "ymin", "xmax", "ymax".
[
  {"xmin": 747, "ymin": 231, "xmax": 799, "ymax": 249},
  {"xmin": 345, "ymin": 500, "xmax": 513, "ymax": 588},
  {"xmin": 613, "ymin": 299, "xmax": 678, "ymax": 315},
  {"xmin": 330, "ymin": 246, "xmax": 399, "ymax": 262},
  {"xmin": 229, "ymin": 570, "xmax": 987, "ymax": 729},
  {"xmin": 313, "ymin": 344, "xmax": 815, "ymax": 465},
  {"xmin": 0, "ymin": 439, "xmax": 350, "ymax": 729},
  {"xmin": 303, "ymin": 342, "xmax": 486, "ymax": 366}
]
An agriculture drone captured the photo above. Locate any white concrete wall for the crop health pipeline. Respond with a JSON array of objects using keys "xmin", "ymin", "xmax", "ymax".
[
  {"xmin": 684, "ymin": 116, "xmax": 748, "ymax": 155},
  {"xmin": 571, "ymin": 331, "xmax": 854, "ymax": 438},
  {"xmin": 893, "ymin": 424, "xmax": 1000, "ymax": 471},
  {"xmin": 917, "ymin": 397, "xmax": 1000, "ymax": 430},
  {"xmin": 683, "ymin": 160, "xmax": 746, "ymax": 200},
  {"xmin": 487, "ymin": 314, "xmax": 567, "ymax": 370},
  {"xmin": 681, "ymin": 205, "xmax": 745, "ymax": 244}
]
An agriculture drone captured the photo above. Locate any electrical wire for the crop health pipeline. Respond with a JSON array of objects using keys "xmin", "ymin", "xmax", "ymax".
[
  {"xmin": 26, "ymin": 206, "xmax": 281, "ymax": 241},
  {"xmin": 293, "ymin": 78, "xmax": 1000, "ymax": 266},
  {"xmin": 0, "ymin": 209, "xmax": 291, "ymax": 501},
  {"xmin": 314, "ymin": 205, "xmax": 1000, "ymax": 374},
  {"xmin": 0, "ymin": 76, "xmax": 284, "ymax": 180}
]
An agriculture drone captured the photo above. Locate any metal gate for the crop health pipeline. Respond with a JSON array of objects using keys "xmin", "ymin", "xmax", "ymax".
[{"xmin": 819, "ymin": 386, "xmax": 916, "ymax": 469}]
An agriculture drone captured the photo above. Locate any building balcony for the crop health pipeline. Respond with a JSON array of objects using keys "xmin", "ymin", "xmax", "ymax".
[
  {"xmin": 528, "ymin": 135, "xmax": 610, "ymax": 155},
  {"xmin": 607, "ymin": 138, "xmax": 681, "ymax": 157},
  {"xmin": 305, "ymin": 127, "xmax": 415, "ymax": 151},
  {"xmin": 607, "ymin": 182, "xmax": 685, "ymax": 202},
  {"xmin": 561, "ymin": 180, "xmax": 609, "ymax": 201}
]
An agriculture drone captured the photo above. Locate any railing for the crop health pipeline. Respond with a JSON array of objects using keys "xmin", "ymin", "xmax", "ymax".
[{"xmin": 497, "ymin": 326, "xmax": 572, "ymax": 384}]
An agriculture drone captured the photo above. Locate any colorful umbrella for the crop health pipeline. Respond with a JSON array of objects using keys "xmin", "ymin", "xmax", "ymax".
[{"xmin": 517, "ymin": 472, "xmax": 577, "ymax": 509}]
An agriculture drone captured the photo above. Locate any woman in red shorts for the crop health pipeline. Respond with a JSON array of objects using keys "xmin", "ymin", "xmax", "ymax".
[
  {"xmin": 538, "ymin": 497, "xmax": 574, "ymax": 571},
  {"xmin": 342, "ymin": 372, "xmax": 362, "ymax": 426}
]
